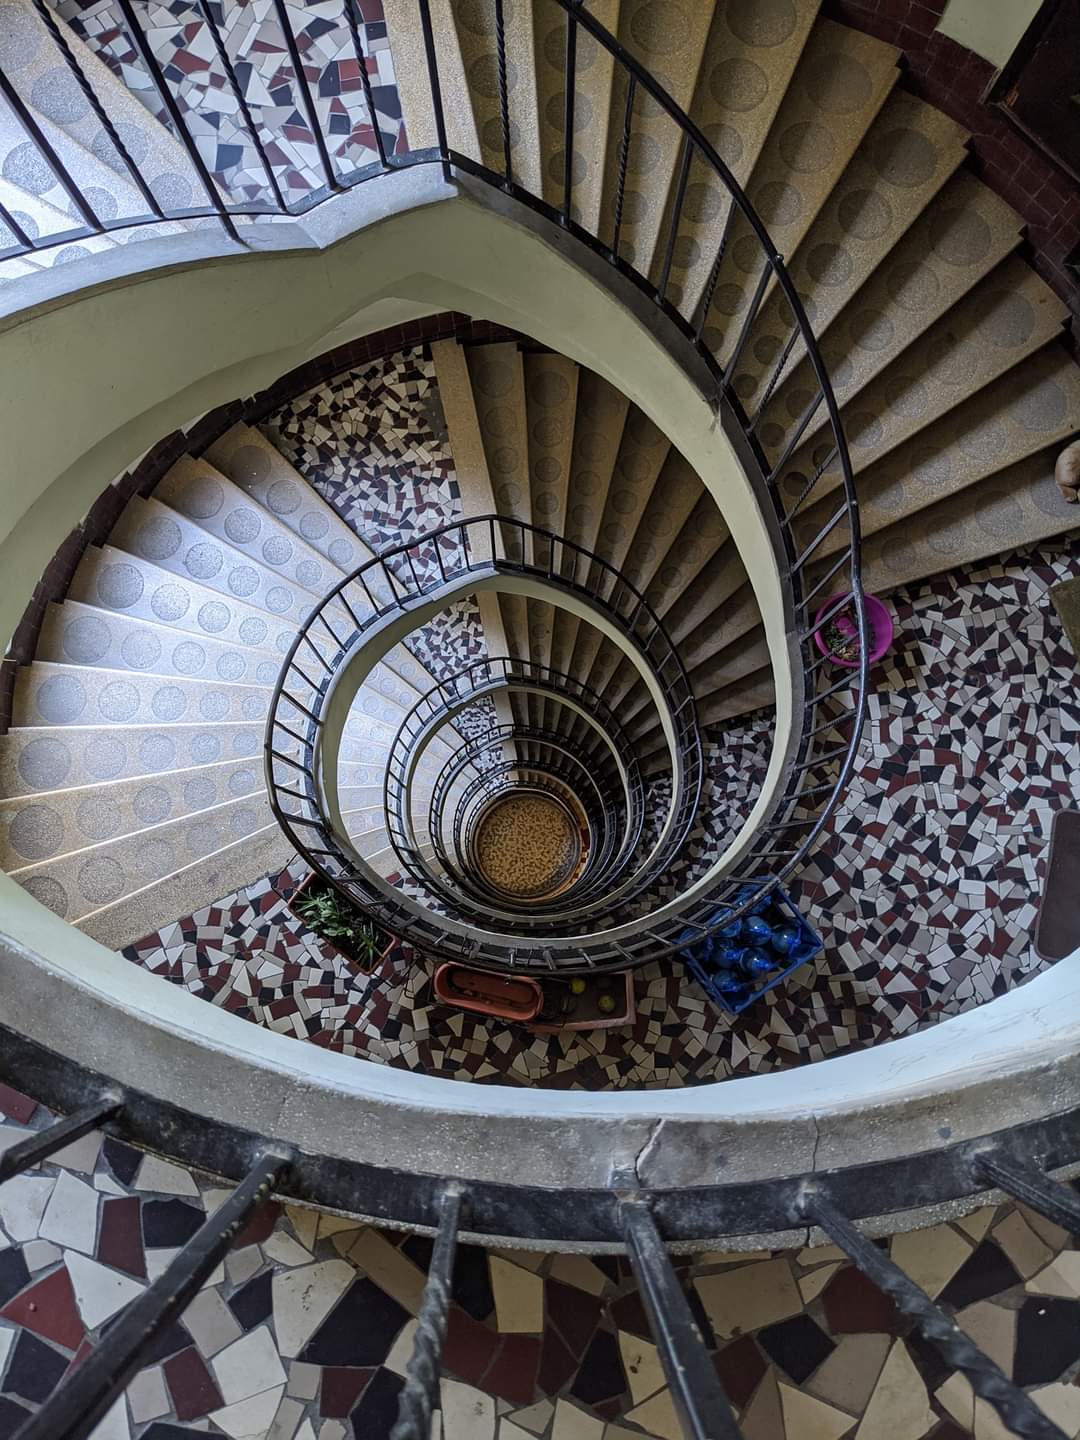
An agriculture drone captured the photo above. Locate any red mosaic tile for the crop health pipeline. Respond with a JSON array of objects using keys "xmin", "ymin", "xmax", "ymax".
[
  {"xmin": 481, "ymin": 1334, "xmax": 541, "ymax": 1406},
  {"xmin": 164, "ymin": 1346, "xmax": 225, "ymax": 1420},
  {"xmin": 320, "ymin": 1366, "xmax": 374, "ymax": 1416},
  {"xmin": 98, "ymin": 1196, "xmax": 146, "ymax": 1280},
  {"xmin": 0, "ymin": 1084, "xmax": 36, "ymax": 1124},
  {"xmin": 714, "ymin": 1336, "xmax": 768, "ymax": 1410},
  {"xmin": 442, "ymin": 1307, "xmax": 500, "ymax": 1388},
  {"xmin": 1, "ymin": 1267, "xmax": 84, "ymax": 1352}
]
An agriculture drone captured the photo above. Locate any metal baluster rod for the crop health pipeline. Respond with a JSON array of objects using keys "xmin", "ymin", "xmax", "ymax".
[
  {"xmin": 976, "ymin": 1154, "xmax": 1080, "ymax": 1234},
  {"xmin": 0, "ymin": 1096, "xmax": 121, "ymax": 1185},
  {"xmin": 17, "ymin": 1147, "xmax": 293, "ymax": 1440},
  {"xmin": 390, "ymin": 1184, "xmax": 464, "ymax": 1440},
  {"xmin": 620, "ymin": 1199, "xmax": 743, "ymax": 1440},
  {"xmin": 802, "ymin": 1190, "xmax": 1067, "ymax": 1440}
]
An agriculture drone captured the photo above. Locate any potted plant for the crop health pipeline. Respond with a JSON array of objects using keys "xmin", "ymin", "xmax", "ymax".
[
  {"xmin": 288, "ymin": 874, "xmax": 395, "ymax": 974},
  {"xmin": 814, "ymin": 592, "xmax": 894, "ymax": 670}
]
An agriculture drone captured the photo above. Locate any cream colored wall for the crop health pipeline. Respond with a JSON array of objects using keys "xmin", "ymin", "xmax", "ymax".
[{"xmin": 937, "ymin": 0, "xmax": 1041, "ymax": 67}]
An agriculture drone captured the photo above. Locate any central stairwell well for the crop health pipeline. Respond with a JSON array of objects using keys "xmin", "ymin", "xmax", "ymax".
[{"xmin": 0, "ymin": 0, "xmax": 1078, "ymax": 977}]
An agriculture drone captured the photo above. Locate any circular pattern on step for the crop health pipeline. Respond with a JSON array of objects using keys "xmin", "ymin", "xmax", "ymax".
[
  {"xmin": 299, "ymin": 510, "xmax": 329, "ymax": 543},
  {"xmin": 837, "ymin": 188, "xmax": 893, "ymax": 241},
  {"xmin": 151, "ymin": 583, "xmax": 190, "ymax": 623},
  {"xmin": 754, "ymin": 180, "xmax": 801, "ymax": 227},
  {"xmin": 467, "ymin": 53, "xmax": 518, "ymax": 101},
  {"xmin": 239, "ymin": 616, "xmax": 268, "ymax": 647},
  {"xmin": 24, "ymin": 875, "xmax": 67, "ymax": 918},
  {"xmin": 31, "ymin": 66, "xmax": 90, "ymax": 125},
  {"xmin": 726, "ymin": 0, "xmax": 796, "ymax": 46},
  {"xmin": 135, "ymin": 838, "xmax": 176, "ymax": 882},
  {"xmin": 216, "ymin": 652, "xmax": 246, "ymax": 682},
  {"xmin": 264, "ymin": 586, "xmax": 294, "ymax": 615},
  {"xmin": 229, "ymin": 769, "xmax": 258, "ymax": 797},
  {"xmin": 98, "ymin": 563, "xmax": 144, "ymax": 611},
  {"xmin": 16, "ymin": 737, "xmax": 72, "ymax": 791},
  {"xmin": 185, "ymin": 542, "xmax": 223, "ymax": 580},
  {"xmin": 36, "ymin": 674, "xmax": 87, "ymax": 724},
  {"xmin": 121, "ymin": 629, "xmax": 163, "ymax": 671},
  {"xmin": 3, "ymin": 143, "xmax": 55, "ymax": 196},
  {"xmin": 708, "ymin": 57, "xmax": 768, "ymax": 113},
  {"xmin": 230, "ymin": 447, "xmax": 270, "ymax": 486},
  {"xmin": 9, "ymin": 805, "xmax": 63, "ymax": 862},
  {"xmin": 981, "ymin": 292, "xmax": 1036, "ymax": 349},
  {"xmin": 92, "ymin": 122, "xmax": 149, "ymax": 175},
  {"xmin": 133, "ymin": 786, "xmax": 172, "ymax": 826},
  {"xmin": 806, "ymin": 243, "xmax": 853, "ymax": 288},
  {"xmin": 224, "ymin": 507, "xmax": 262, "ymax": 545},
  {"xmin": 137, "ymin": 516, "xmax": 183, "ymax": 562},
  {"xmin": 99, "ymin": 680, "xmax": 140, "ymax": 722},
  {"xmin": 267, "ymin": 480, "xmax": 301, "ymax": 515},
  {"xmin": 629, "ymin": 0, "xmax": 690, "ymax": 56},
  {"xmin": 198, "ymin": 601, "xmax": 231, "ymax": 633},
  {"xmin": 778, "ymin": 121, "xmax": 835, "ymax": 175},
  {"xmin": 171, "ymin": 640, "xmax": 206, "ymax": 675},
  {"xmin": 870, "ymin": 128, "xmax": 937, "ymax": 190},
  {"xmin": 328, "ymin": 538, "xmax": 355, "ymax": 569},
  {"xmin": 1016, "ymin": 380, "xmax": 1067, "ymax": 433},
  {"xmin": 885, "ymin": 261, "xmax": 940, "ymax": 312},
  {"xmin": 78, "ymin": 855, "xmax": 126, "ymax": 906},
  {"xmin": 152, "ymin": 686, "xmax": 186, "ymax": 722},
  {"xmin": 75, "ymin": 796, "xmax": 124, "ymax": 844},
  {"xmin": 84, "ymin": 736, "xmax": 125, "ymax": 781},
  {"xmin": 929, "ymin": 207, "xmax": 992, "ymax": 267},
  {"xmin": 227, "ymin": 565, "xmax": 259, "ymax": 599},
  {"xmin": 62, "ymin": 615, "xmax": 111, "ymax": 664},
  {"xmin": 183, "ymin": 776, "xmax": 216, "ymax": 810},
  {"xmin": 192, "ymin": 733, "xmax": 222, "ymax": 764},
  {"xmin": 883, "ymin": 374, "xmax": 927, "ymax": 420},
  {"xmin": 149, "ymin": 172, "xmax": 194, "ymax": 212},
  {"xmin": 800, "ymin": 52, "xmax": 873, "ymax": 114},
  {"xmin": 199, "ymin": 691, "xmax": 230, "ymax": 721},
  {"xmin": 848, "ymin": 308, "xmax": 894, "ymax": 351}
]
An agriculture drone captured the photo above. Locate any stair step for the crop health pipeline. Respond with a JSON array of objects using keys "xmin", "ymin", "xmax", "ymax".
[
  {"xmin": 797, "ymin": 345, "xmax": 1080, "ymax": 561},
  {"xmin": 13, "ymin": 661, "xmax": 272, "ymax": 730},
  {"xmin": 381, "ymin": 0, "xmax": 478, "ymax": 158},
  {"xmin": 661, "ymin": 0, "xmax": 821, "ymax": 317},
  {"xmin": 533, "ymin": 0, "xmax": 620, "ymax": 229},
  {"xmin": 0, "ymin": 721, "xmax": 265, "ymax": 799},
  {"xmin": 449, "ymin": 0, "xmax": 541, "ymax": 193},
  {"xmin": 10, "ymin": 791, "xmax": 274, "ymax": 922},
  {"xmin": 36, "ymin": 598, "xmax": 280, "ymax": 688},
  {"xmin": 778, "ymin": 257, "xmax": 1070, "ymax": 499},
  {"xmin": 731, "ymin": 87, "xmax": 970, "ymax": 413},
  {"xmin": 762, "ymin": 169, "xmax": 1023, "ymax": 451},
  {"xmin": 0, "ymin": 754, "xmax": 265, "ymax": 872},
  {"xmin": 75, "ymin": 823, "xmax": 292, "ymax": 950},
  {"xmin": 702, "ymin": 19, "xmax": 900, "ymax": 368},
  {"xmin": 595, "ymin": 0, "xmax": 715, "ymax": 269}
]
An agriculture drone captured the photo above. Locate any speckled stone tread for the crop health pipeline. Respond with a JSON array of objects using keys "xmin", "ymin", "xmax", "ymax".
[
  {"xmin": 731, "ymin": 87, "xmax": 970, "ymax": 411},
  {"xmin": 448, "ymin": 0, "xmax": 542, "ymax": 194},
  {"xmin": 382, "ymin": 0, "xmax": 478, "ymax": 156},
  {"xmin": 701, "ymin": 19, "xmax": 900, "ymax": 368},
  {"xmin": 12, "ymin": 661, "xmax": 274, "ymax": 731},
  {"xmin": 533, "ymin": 0, "xmax": 620, "ymax": 227},
  {"xmin": 656, "ymin": 0, "xmax": 822, "ymax": 315}
]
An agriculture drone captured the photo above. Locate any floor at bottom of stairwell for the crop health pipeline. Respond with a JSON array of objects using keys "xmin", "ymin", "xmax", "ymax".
[
  {"xmin": 121, "ymin": 535, "xmax": 1080, "ymax": 1090},
  {"xmin": 2, "ymin": 1085, "xmax": 1080, "ymax": 1440}
]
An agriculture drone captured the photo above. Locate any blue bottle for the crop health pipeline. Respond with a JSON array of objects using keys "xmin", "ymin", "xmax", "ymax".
[
  {"xmin": 771, "ymin": 925, "xmax": 799, "ymax": 957},
  {"xmin": 711, "ymin": 907, "xmax": 742, "ymax": 939},
  {"xmin": 714, "ymin": 941, "xmax": 745, "ymax": 968},
  {"xmin": 743, "ymin": 914, "xmax": 772, "ymax": 945},
  {"xmin": 738, "ymin": 949, "xmax": 774, "ymax": 978}
]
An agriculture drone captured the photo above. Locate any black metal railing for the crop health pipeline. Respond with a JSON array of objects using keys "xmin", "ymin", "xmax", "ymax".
[{"xmin": 4, "ymin": 1065, "xmax": 1076, "ymax": 1440}]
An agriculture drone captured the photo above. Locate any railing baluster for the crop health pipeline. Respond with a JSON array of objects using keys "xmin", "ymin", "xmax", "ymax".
[
  {"xmin": 788, "ymin": 504, "xmax": 847, "ymax": 573},
  {"xmin": 0, "ymin": 199, "xmax": 37, "ymax": 254},
  {"xmin": 976, "ymin": 1155, "xmax": 1080, "ymax": 1233},
  {"xmin": 344, "ymin": 0, "xmax": 391, "ymax": 171},
  {"xmin": 0, "ymin": 71, "xmax": 103, "ymax": 234},
  {"xmin": 611, "ymin": 74, "xmax": 636, "ymax": 258},
  {"xmin": 562, "ymin": 12, "xmax": 577, "ymax": 223},
  {"xmin": 416, "ymin": 0, "xmax": 451, "ymax": 171},
  {"xmin": 620, "ymin": 1199, "xmax": 743, "ymax": 1440},
  {"xmin": 764, "ymin": 388, "xmax": 826, "ymax": 484},
  {"xmin": 657, "ymin": 133, "xmax": 692, "ymax": 304},
  {"xmin": 0, "ymin": 1096, "xmax": 121, "ymax": 1185},
  {"xmin": 802, "ymin": 1192, "xmax": 1067, "ymax": 1440},
  {"xmin": 114, "ymin": 0, "xmax": 240, "ymax": 241},
  {"xmin": 29, "ymin": 0, "xmax": 167, "ymax": 222},
  {"xmin": 726, "ymin": 256, "xmax": 772, "ymax": 382},
  {"xmin": 270, "ymin": 0, "xmax": 342, "ymax": 193},
  {"xmin": 494, "ymin": 0, "xmax": 513, "ymax": 185},
  {"xmin": 17, "ymin": 1148, "xmax": 293, "ymax": 1440}
]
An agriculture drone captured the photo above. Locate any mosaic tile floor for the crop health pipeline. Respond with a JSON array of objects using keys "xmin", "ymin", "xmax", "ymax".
[
  {"xmin": 57, "ymin": 0, "xmax": 404, "ymax": 208},
  {"xmin": 474, "ymin": 793, "xmax": 581, "ymax": 901},
  {"xmin": 122, "ymin": 535, "xmax": 1080, "ymax": 1088},
  {"xmin": 3, "ymin": 1085, "xmax": 1080, "ymax": 1438}
]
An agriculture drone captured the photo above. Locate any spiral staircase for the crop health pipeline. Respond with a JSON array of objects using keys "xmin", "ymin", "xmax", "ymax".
[{"xmin": 0, "ymin": 0, "xmax": 1080, "ymax": 1436}]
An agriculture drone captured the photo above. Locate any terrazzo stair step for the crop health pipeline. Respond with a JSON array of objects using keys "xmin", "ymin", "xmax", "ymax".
[
  {"xmin": 630, "ymin": 628, "xmax": 772, "ymax": 747},
  {"xmin": 381, "ymin": 0, "xmax": 479, "ymax": 159},
  {"xmin": 0, "ymin": 173, "xmax": 118, "ymax": 256},
  {"xmin": 654, "ymin": 0, "xmax": 820, "ymax": 317},
  {"xmin": 447, "ymin": 0, "xmax": 541, "ymax": 193},
  {"xmin": 729, "ymin": 88, "xmax": 970, "ymax": 412},
  {"xmin": 0, "ymin": 754, "xmax": 266, "ymax": 873},
  {"xmin": 12, "ymin": 661, "xmax": 273, "ymax": 730},
  {"xmin": 4, "ymin": 0, "xmax": 206, "ymax": 205},
  {"xmin": 76, "ymin": 822, "xmax": 293, "ymax": 949},
  {"xmin": 775, "ymin": 259, "xmax": 1072, "ymax": 504},
  {"xmin": 612, "ymin": 449, "xmax": 703, "ymax": 598},
  {"xmin": 793, "ymin": 346, "xmax": 1080, "ymax": 563},
  {"xmin": 109, "ymin": 494, "xmax": 318, "ymax": 630},
  {"xmin": 640, "ymin": 491, "xmax": 732, "ymax": 618},
  {"xmin": 700, "ymin": 21, "xmax": 899, "ymax": 368},
  {"xmin": 594, "ymin": 0, "xmax": 715, "ymax": 267},
  {"xmin": 760, "ymin": 170, "xmax": 1024, "ymax": 450},
  {"xmin": 700, "ymin": 666, "xmax": 777, "ymax": 726},
  {"xmin": 0, "ymin": 721, "xmax": 266, "ymax": 799},
  {"xmin": 532, "ymin": 0, "xmax": 619, "ymax": 228},
  {"xmin": 10, "ymin": 791, "xmax": 276, "ymax": 925},
  {"xmin": 36, "ymin": 599, "xmax": 282, "ymax": 688}
]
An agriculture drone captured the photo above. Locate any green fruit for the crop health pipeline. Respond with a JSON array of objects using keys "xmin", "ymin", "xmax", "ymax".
[
  {"xmin": 570, "ymin": 978, "xmax": 587, "ymax": 995},
  {"xmin": 597, "ymin": 993, "xmax": 616, "ymax": 1013}
]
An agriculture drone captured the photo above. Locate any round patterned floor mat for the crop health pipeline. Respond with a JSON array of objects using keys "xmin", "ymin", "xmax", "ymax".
[{"xmin": 473, "ymin": 793, "xmax": 582, "ymax": 901}]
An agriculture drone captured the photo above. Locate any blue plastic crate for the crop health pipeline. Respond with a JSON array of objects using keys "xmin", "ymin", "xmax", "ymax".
[{"xmin": 678, "ymin": 879, "xmax": 822, "ymax": 1014}]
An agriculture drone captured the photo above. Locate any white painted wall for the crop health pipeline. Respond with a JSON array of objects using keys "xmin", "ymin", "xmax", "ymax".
[{"xmin": 937, "ymin": 0, "xmax": 1041, "ymax": 67}]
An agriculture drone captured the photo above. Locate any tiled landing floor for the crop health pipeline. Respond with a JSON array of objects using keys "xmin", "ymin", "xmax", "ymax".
[
  {"xmin": 123, "ymin": 537, "xmax": 1080, "ymax": 1088},
  {"xmin": 2, "ymin": 1085, "xmax": 1080, "ymax": 1439}
]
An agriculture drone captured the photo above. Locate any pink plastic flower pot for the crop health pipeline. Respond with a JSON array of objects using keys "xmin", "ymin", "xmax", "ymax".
[{"xmin": 814, "ymin": 592, "xmax": 893, "ymax": 670}]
